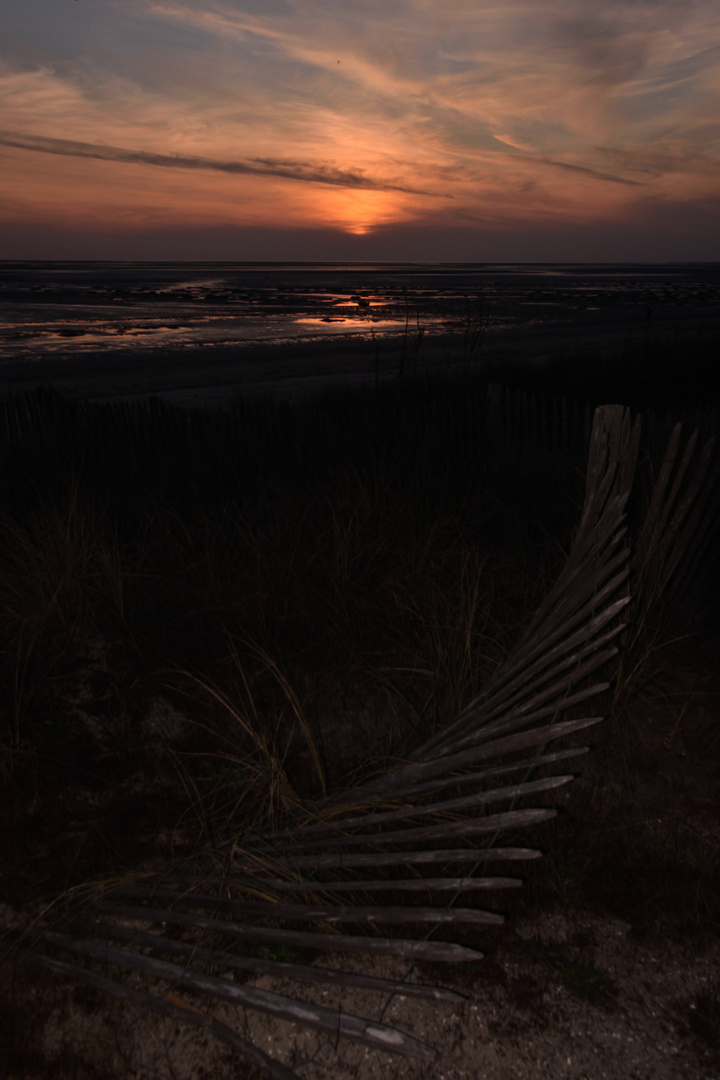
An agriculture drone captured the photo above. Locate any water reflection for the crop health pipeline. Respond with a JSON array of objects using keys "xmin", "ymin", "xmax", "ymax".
[{"xmin": 1, "ymin": 261, "xmax": 718, "ymax": 365}]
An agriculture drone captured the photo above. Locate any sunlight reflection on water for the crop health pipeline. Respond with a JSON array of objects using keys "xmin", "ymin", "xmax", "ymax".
[{"xmin": 1, "ymin": 261, "xmax": 718, "ymax": 369}]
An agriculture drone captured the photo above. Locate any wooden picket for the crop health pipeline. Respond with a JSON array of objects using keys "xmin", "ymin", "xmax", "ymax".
[{"xmin": 2, "ymin": 393, "xmax": 718, "ymax": 1077}]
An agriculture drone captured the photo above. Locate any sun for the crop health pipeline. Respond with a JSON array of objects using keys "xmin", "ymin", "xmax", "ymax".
[{"xmin": 322, "ymin": 188, "xmax": 406, "ymax": 235}]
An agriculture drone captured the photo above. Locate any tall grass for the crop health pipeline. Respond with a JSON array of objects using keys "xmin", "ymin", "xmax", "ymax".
[
  {"xmin": 0, "ymin": 361, "xmax": 716, "ymax": 847},
  {"xmin": 0, "ymin": 377, "xmax": 583, "ymax": 809}
]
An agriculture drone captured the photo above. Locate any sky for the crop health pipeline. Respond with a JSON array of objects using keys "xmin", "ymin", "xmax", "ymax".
[{"xmin": 1, "ymin": 0, "xmax": 719, "ymax": 261}]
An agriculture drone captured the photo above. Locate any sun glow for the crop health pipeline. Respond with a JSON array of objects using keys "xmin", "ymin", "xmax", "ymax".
[
  {"xmin": 321, "ymin": 188, "xmax": 410, "ymax": 235},
  {"xmin": 2, "ymin": 0, "xmax": 719, "ymax": 256}
]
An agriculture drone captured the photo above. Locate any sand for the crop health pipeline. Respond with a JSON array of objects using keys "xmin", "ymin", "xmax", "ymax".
[{"xmin": 1, "ymin": 310, "xmax": 713, "ymax": 409}]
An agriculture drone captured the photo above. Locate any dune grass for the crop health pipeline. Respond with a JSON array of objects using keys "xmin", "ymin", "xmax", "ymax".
[
  {"xmin": 0, "ymin": 363, "xmax": 717, "ymax": 926},
  {"xmin": 0, "ymin": 377, "xmax": 576, "ymax": 829}
]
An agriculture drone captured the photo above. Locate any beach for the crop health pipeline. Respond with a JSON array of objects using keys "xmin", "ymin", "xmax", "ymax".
[
  {"xmin": 2, "ymin": 261, "xmax": 719, "ymax": 405},
  {"xmin": 1, "ymin": 263, "xmax": 719, "ymax": 1080}
]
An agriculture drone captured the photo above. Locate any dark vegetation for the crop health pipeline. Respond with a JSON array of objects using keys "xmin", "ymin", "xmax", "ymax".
[
  {"xmin": 1, "ymin": 333, "xmax": 720, "ymax": 1076},
  {"xmin": 0, "ymin": 373, "xmax": 585, "ymax": 878},
  {"xmin": 490, "ymin": 324, "xmax": 720, "ymax": 413}
]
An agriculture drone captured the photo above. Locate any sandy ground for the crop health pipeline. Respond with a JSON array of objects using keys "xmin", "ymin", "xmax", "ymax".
[
  {"xmin": 4, "ymin": 672, "xmax": 720, "ymax": 1080},
  {"xmin": 1, "ymin": 310, "xmax": 713, "ymax": 408},
  {"xmin": 3, "ymin": 904, "xmax": 718, "ymax": 1080}
]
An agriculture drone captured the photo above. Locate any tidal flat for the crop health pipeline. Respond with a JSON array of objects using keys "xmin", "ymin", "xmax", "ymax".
[{"xmin": 2, "ymin": 260, "xmax": 719, "ymax": 405}]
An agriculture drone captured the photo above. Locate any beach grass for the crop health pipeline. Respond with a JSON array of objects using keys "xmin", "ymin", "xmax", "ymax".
[
  {"xmin": 0, "ymin": 356, "xmax": 718, "ymax": 938},
  {"xmin": 0, "ymin": 376, "xmax": 579, "ymax": 787}
]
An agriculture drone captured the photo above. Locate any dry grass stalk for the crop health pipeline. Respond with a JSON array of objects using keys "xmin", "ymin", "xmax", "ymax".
[{"xmin": 4, "ymin": 402, "xmax": 718, "ymax": 1078}]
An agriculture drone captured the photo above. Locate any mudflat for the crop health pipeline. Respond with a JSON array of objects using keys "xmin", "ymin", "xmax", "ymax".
[{"xmin": 1, "ymin": 260, "xmax": 719, "ymax": 405}]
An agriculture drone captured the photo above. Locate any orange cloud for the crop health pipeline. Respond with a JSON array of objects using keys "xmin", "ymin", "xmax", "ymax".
[
  {"xmin": 318, "ymin": 188, "xmax": 416, "ymax": 234},
  {"xmin": 1, "ymin": 0, "xmax": 719, "ymax": 245}
]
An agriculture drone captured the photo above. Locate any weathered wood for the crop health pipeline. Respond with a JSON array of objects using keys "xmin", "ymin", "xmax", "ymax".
[
  {"xmin": 111, "ymin": 889, "xmax": 505, "ymax": 926},
  {"xmin": 636, "ymin": 426, "xmax": 717, "ymax": 602},
  {"xmin": 64, "ymin": 918, "xmax": 466, "ymax": 1001},
  {"xmin": 245, "ymin": 846, "xmax": 542, "ymax": 871},
  {"xmin": 91, "ymin": 901, "xmax": 488, "ymax": 961},
  {"xmin": 252, "ymin": 776, "xmax": 571, "ymax": 843},
  {"xmin": 271, "ymin": 807, "xmax": 557, "ymax": 853},
  {"xmin": 377, "ymin": 746, "xmax": 589, "ymax": 802},
  {"xmin": 41, "ymin": 931, "xmax": 436, "ymax": 1061},
  {"xmin": 408, "ymin": 590, "xmax": 626, "ymax": 760},
  {"xmin": 253, "ymin": 747, "xmax": 589, "ymax": 839},
  {"xmin": 248, "ymin": 876, "xmax": 522, "ymax": 894},
  {"xmin": 7, "ymin": 946, "xmax": 300, "ymax": 1080},
  {"xmin": 434, "ymin": 650, "xmax": 618, "ymax": 758},
  {"xmin": 448, "ymin": 602, "xmax": 627, "ymax": 731},
  {"xmin": 450, "ymin": 548, "xmax": 629, "ymax": 702},
  {"xmin": 337, "ymin": 717, "xmax": 604, "ymax": 805}
]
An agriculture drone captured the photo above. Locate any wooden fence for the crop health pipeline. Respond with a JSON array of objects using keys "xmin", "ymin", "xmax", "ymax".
[{"xmin": 2, "ymin": 393, "xmax": 719, "ymax": 1078}]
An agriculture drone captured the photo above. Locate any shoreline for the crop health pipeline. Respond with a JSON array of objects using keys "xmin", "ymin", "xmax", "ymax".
[{"xmin": 2, "ymin": 308, "xmax": 717, "ymax": 408}]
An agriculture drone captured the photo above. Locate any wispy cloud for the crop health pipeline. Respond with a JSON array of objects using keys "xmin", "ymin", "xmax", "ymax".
[
  {"xmin": 0, "ymin": 129, "xmax": 431, "ymax": 194},
  {"xmin": 538, "ymin": 158, "xmax": 643, "ymax": 186},
  {"xmin": 1, "ymin": 0, "xmax": 718, "ymax": 248}
]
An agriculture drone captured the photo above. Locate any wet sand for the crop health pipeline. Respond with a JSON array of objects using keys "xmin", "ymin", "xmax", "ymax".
[
  {"xmin": 1, "ymin": 313, "xmax": 716, "ymax": 408},
  {"xmin": 2, "ymin": 260, "xmax": 718, "ymax": 406},
  {"xmin": 0, "ymin": 308, "xmax": 709, "ymax": 406}
]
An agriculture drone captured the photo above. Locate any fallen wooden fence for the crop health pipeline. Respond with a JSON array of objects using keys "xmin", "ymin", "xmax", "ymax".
[{"xmin": 3, "ymin": 403, "xmax": 718, "ymax": 1079}]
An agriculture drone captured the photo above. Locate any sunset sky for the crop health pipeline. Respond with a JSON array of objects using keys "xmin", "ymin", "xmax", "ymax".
[{"xmin": 2, "ymin": 0, "xmax": 719, "ymax": 260}]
